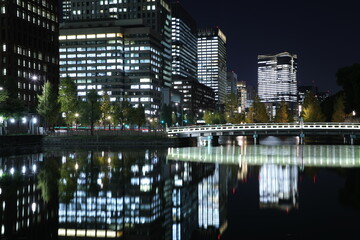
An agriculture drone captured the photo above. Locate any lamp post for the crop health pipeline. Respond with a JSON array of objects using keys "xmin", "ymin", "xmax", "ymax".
[
  {"xmin": 74, "ymin": 113, "xmax": 79, "ymax": 131},
  {"xmin": 31, "ymin": 75, "xmax": 47, "ymax": 133}
]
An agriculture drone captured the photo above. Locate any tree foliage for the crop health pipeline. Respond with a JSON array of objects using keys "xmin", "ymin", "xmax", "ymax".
[
  {"xmin": 100, "ymin": 93, "xmax": 111, "ymax": 127},
  {"xmin": 0, "ymin": 89, "xmax": 8, "ymax": 103},
  {"xmin": 37, "ymin": 81, "xmax": 60, "ymax": 130},
  {"xmin": 58, "ymin": 77, "xmax": 79, "ymax": 126},
  {"xmin": 204, "ymin": 111, "xmax": 225, "ymax": 124},
  {"xmin": 160, "ymin": 104, "xmax": 172, "ymax": 127},
  {"xmin": 274, "ymin": 102, "xmax": 289, "ymax": 123},
  {"xmin": 80, "ymin": 89, "xmax": 101, "ymax": 135},
  {"xmin": 302, "ymin": 92, "xmax": 325, "ymax": 122},
  {"xmin": 331, "ymin": 94, "xmax": 346, "ymax": 122},
  {"xmin": 133, "ymin": 104, "xmax": 146, "ymax": 129},
  {"xmin": 246, "ymin": 96, "xmax": 269, "ymax": 123},
  {"xmin": 336, "ymin": 63, "xmax": 360, "ymax": 114}
]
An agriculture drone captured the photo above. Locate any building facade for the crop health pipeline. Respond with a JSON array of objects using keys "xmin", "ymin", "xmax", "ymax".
[
  {"xmin": 198, "ymin": 27, "xmax": 227, "ymax": 105},
  {"xmin": 61, "ymin": 0, "xmax": 172, "ymax": 88},
  {"xmin": 236, "ymin": 81, "xmax": 247, "ymax": 113},
  {"xmin": 59, "ymin": 20, "xmax": 164, "ymax": 116},
  {"xmin": 0, "ymin": 0, "xmax": 59, "ymax": 111},
  {"xmin": 257, "ymin": 52, "xmax": 297, "ymax": 117},
  {"xmin": 173, "ymin": 77, "xmax": 215, "ymax": 122},
  {"xmin": 226, "ymin": 71, "xmax": 237, "ymax": 96}
]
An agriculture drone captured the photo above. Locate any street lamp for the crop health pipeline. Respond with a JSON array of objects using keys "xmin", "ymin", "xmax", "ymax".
[
  {"xmin": 74, "ymin": 113, "xmax": 79, "ymax": 130},
  {"xmin": 31, "ymin": 74, "xmax": 47, "ymax": 133}
]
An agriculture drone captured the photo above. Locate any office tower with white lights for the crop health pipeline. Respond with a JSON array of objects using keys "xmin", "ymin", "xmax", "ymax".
[
  {"xmin": 170, "ymin": 2, "xmax": 215, "ymax": 117},
  {"xmin": 198, "ymin": 27, "xmax": 227, "ymax": 105},
  {"xmin": 257, "ymin": 52, "xmax": 297, "ymax": 117},
  {"xmin": 60, "ymin": 0, "xmax": 172, "ymax": 117},
  {"xmin": 0, "ymin": 0, "xmax": 59, "ymax": 111}
]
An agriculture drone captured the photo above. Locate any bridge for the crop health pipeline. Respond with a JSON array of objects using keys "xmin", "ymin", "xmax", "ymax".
[
  {"xmin": 167, "ymin": 145, "xmax": 360, "ymax": 167},
  {"xmin": 167, "ymin": 122, "xmax": 360, "ymax": 144}
]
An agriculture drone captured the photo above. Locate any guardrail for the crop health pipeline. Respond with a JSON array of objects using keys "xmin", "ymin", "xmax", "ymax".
[{"xmin": 167, "ymin": 122, "xmax": 360, "ymax": 135}]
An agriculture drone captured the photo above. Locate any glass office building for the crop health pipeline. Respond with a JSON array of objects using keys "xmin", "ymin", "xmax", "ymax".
[{"xmin": 198, "ymin": 27, "xmax": 227, "ymax": 105}]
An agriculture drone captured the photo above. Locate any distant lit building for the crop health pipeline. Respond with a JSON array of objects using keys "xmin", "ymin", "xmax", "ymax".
[
  {"xmin": 258, "ymin": 52, "xmax": 297, "ymax": 103},
  {"xmin": 173, "ymin": 77, "xmax": 215, "ymax": 117},
  {"xmin": 198, "ymin": 27, "xmax": 227, "ymax": 105},
  {"xmin": 258, "ymin": 52, "xmax": 297, "ymax": 118},
  {"xmin": 236, "ymin": 81, "xmax": 247, "ymax": 113},
  {"xmin": 226, "ymin": 71, "xmax": 238, "ymax": 95},
  {"xmin": 0, "ymin": 0, "xmax": 59, "ymax": 111}
]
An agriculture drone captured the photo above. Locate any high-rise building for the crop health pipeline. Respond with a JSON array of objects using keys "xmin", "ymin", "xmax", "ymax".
[
  {"xmin": 258, "ymin": 52, "xmax": 297, "ymax": 103},
  {"xmin": 226, "ymin": 71, "xmax": 237, "ymax": 95},
  {"xmin": 236, "ymin": 81, "xmax": 247, "ymax": 113},
  {"xmin": 0, "ymin": 0, "xmax": 59, "ymax": 111},
  {"xmin": 60, "ymin": 0, "xmax": 172, "ymax": 117},
  {"xmin": 61, "ymin": 0, "xmax": 172, "ymax": 88},
  {"xmin": 170, "ymin": 2, "xmax": 197, "ymax": 80},
  {"xmin": 59, "ymin": 20, "xmax": 164, "ymax": 116},
  {"xmin": 170, "ymin": 2, "xmax": 215, "ymax": 118},
  {"xmin": 198, "ymin": 27, "xmax": 227, "ymax": 105},
  {"xmin": 257, "ymin": 52, "xmax": 297, "ymax": 117}
]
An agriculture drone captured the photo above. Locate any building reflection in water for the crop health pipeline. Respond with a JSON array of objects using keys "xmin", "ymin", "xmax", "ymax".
[
  {"xmin": 259, "ymin": 164, "xmax": 298, "ymax": 210},
  {"xmin": 2, "ymin": 143, "xmax": 358, "ymax": 239},
  {"xmin": 0, "ymin": 153, "xmax": 58, "ymax": 239},
  {"xmin": 56, "ymin": 149, "xmax": 224, "ymax": 240}
]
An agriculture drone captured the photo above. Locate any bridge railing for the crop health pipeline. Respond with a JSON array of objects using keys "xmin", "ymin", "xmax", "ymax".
[{"xmin": 167, "ymin": 122, "xmax": 360, "ymax": 134}]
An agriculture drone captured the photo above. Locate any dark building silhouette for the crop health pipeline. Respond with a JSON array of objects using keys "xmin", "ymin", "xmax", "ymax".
[{"xmin": 0, "ymin": 0, "xmax": 59, "ymax": 111}]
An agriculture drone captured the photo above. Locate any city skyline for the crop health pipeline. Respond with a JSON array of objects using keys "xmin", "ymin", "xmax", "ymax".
[{"xmin": 179, "ymin": 0, "xmax": 360, "ymax": 94}]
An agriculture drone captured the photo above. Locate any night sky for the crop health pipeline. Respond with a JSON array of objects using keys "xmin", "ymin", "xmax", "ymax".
[{"xmin": 178, "ymin": 0, "xmax": 360, "ymax": 94}]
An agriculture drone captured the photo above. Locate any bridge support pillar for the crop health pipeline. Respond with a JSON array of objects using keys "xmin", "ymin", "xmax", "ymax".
[
  {"xmin": 253, "ymin": 133, "xmax": 258, "ymax": 145},
  {"xmin": 350, "ymin": 134, "xmax": 356, "ymax": 145},
  {"xmin": 299, "ymin": 133, "xmax": 305, "ymax": 145}
]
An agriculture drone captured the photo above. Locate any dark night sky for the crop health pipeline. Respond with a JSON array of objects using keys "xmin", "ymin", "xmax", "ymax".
[{"xmin": 178, "ymin": 0, "xmax": 360, "ymax": 94}]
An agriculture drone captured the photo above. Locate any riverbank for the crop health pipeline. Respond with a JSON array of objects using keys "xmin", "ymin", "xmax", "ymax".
[{"xmin": 42, "ymin": 134, "xmax": 181, "ymax": 147}]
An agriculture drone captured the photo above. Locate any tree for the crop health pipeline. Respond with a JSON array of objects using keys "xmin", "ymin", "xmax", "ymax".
[
  {"xmin": 133, "ymin": 104, "xmax": 146, "ymax": 130},
  {"xmin": 302, "ymin": 92, "xmax": 325, "ymax": 122},
  {"xmin": 160, "ymin": 104, "xmax": 172, "ymax": 127},
  {"xmin": 274, "ymin": 102, "xmax": 289, "ymax": 123},
  {"xmin": 80, "ymin": 89, "xmax": 101, "ymax": 135},
  {"xmin": 204, "ymin": 110, "xmax": 225, "ymax": 124},
  {"xmin": 111, "ymin": 102, "xmax": 123, "ymax": 129},
  {"xmin": 336, "ymin": 64, "xmax": 360, "ymax": 114},
  {"xmin": 58, "ymin": 77, "xmax": 79, "ymax": 127},
  {"xmin": 0, "ymin": 97, "xmax": 26, "ymax": 118},
  {"xmin": 253, "ymin": 96, "xmax": 269, "ymax": 123},
  {"xmin": 122, "ymin": 98, "xmax": 134, "ymax": 128},
  {"xmin": 37, "ymin": 81, "xmax": 60, "ymax": 131},
  {"xmin": 0, "ymin": 89, "xmax": 8, "ymax": 103},
  {"xmin": 224, "ymin": 93, "xmax": 238, "ymax": 123},
  {"xmin": 100, "ymin": 93, "xmax": 111, "ymax": 128},
  {"xmin": 332, "ymin": 94, "xmax": 346, "ymax": 122}
]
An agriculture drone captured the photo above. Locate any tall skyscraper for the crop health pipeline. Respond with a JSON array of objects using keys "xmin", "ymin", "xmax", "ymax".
[
  {"xmin": 0, "ymin": 0, "xmax": 59, "ymax": 110},
  {"xmin": 257, "ymin": 52, "xmax": 297, "ymax": 117},
  {"xmin": 170, "ymin": 2, "xmax": 197, "ymax": 80},
  {"xmin": 170, "ymin": 2, "xmax": 215, "ymax": 118},
  {"xmin": 198, "ymin": 27, "xmax": 227, "ymax": 105},
  {"xmin": 60, "ymin": 0, "xmax": 172, "ymax": 117}
]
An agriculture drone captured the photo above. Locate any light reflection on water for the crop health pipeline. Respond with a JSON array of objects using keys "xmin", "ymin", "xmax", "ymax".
[{"xmin": 1, "ymin": 140, "xmax": 360, "ymax": 239}]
